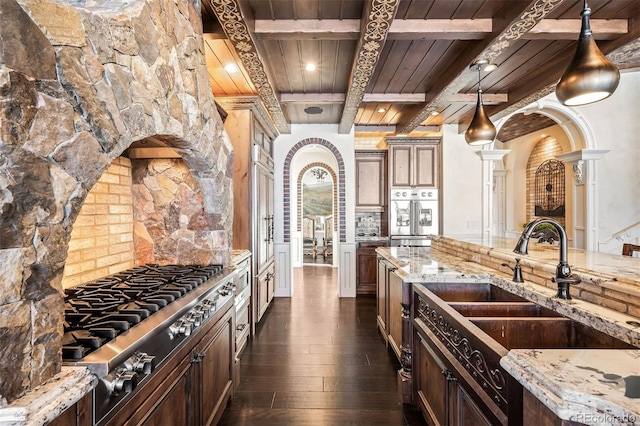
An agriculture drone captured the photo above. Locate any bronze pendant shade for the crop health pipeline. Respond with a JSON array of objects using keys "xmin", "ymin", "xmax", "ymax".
[
  {"xmin": 556, "ymin": 0, "xmax": 620, "ymax": 106},
  {"xmin": 465, "ymin": 61, "xmax": 497, "ymax": 146}
]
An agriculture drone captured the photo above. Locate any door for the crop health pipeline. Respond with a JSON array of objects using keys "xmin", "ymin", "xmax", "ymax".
[
  {"xmin": 415, "ymin": 332, "xmax": 449, "ymax": 426},
  {"xmin": 254, "ymin": 161, "xmax": 273, "ymax": 273}
]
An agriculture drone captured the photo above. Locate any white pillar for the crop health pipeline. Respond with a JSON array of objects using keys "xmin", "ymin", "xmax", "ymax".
[
  {"xmin": 556, "ymin": 149, "xmax": 609, "ymax": 251},
  {"xmin": 477, "ymin": 150, "xmax": 511, "ymax": 241}
]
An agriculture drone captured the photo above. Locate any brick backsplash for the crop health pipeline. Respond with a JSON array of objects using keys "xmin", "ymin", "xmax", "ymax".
[{"xmin": 62, "ymin": 158, "xmax": 135, "ymax": 288}]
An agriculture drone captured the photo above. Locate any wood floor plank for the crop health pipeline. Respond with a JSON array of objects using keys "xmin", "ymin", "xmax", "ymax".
[
  {"xmin": 220, "ymin": 266, "xmax": 426, "ymax": 426},
  {"xmin": 272, "ymin": 391, "xmax": 402, "ymax": 410}
]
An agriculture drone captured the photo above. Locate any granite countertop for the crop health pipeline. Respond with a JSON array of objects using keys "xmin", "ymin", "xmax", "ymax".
[
  {"xmin": 434, "ymin": 235, "xmax": 640, "ymax": 288},
  {"xmin": 231, "ymin": 249, "xmax": 251, "ymax": 264},
  {"xmin": 376, "ymin": 245, "xmax": 640, "ymax": 425}
]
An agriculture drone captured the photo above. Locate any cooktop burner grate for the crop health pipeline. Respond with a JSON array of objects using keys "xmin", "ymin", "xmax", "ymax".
[{"xmin": 62, "ymin": 263, "xmax": 223, "ymax": 360}]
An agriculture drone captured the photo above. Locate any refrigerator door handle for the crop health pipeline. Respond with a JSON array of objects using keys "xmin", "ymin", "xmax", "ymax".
[{"xmin": 410, "ymin": 201, "xmax": 417, "ymax": 236}]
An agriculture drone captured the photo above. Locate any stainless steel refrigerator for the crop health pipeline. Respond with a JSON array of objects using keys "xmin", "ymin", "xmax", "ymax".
[{"xmin": 389, "ymin": 188, "xmax": 438, "ymax": 247}]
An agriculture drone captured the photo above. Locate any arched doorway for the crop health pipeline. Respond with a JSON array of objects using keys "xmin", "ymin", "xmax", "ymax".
[
  {"xmin": 299, "ymin": 163, "xmax": 338, "ymax": 266},
  {"xmin": 493, "ymin": 98, "xmax": 603, "ymax": 250}
]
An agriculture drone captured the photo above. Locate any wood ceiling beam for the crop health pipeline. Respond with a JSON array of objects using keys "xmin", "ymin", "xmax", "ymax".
[
  {"xmin": 396, "ymin": 0, "xmax": 568, "ymax": 135},
  {"xmin": 280, "ymin": 93, "xmax": 508, "ymax": 104},
  {"xmin": 252, "ymin": 18, "xmax": 625, "ymax": 41},
  {"xmin": 338, "ymin": 0, "xmax": 402, "ymax": 134},
  {"xmin": 523, "ymin": 19, "xmax": 628, "ymax": 40},
  {"xmin": 487, "ymin": 35, "xmax": 640, "ymax": 128},
  {"xmin": 206, "ymin": 0, "xmax": 290, "ymax": 133}
]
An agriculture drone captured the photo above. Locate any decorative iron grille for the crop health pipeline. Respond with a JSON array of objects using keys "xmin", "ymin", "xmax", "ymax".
[{"xmin": 534, "ymin": 159, "xmax": 565, "ymax": 217}]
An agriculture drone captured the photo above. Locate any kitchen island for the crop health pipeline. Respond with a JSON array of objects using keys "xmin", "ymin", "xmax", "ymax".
[{"xmin": 377, "ymin": 238, "xmax": 640, "ymax": 425}]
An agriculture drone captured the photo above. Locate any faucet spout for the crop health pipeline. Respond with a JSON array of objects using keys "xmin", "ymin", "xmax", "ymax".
[{"xmin": 514, "ymin": 219, "xmax": 575, "ymax": 299}]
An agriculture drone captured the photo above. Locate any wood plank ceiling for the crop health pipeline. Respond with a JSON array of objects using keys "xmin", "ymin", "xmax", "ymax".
[{"xmin": 201, "ymin": 0, "xmax": 640, "ymax": 141}]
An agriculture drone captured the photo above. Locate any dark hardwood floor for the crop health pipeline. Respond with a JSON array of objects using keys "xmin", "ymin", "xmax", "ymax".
[{"xmin": 219, "ymin": 266, "xmax": 425, "ymax": 425}]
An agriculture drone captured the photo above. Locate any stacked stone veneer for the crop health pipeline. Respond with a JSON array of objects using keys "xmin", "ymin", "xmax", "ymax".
[
  {"xmin": 0, "ymin": 0, "xmax": 233, "ymax": 403},
  {"xmin": 432, "ymin": 239, "xmax": 640, "ymax": 318},
  {"xmin": 62, "ymin": 158, "xmax": 135, "ymax": 288}
]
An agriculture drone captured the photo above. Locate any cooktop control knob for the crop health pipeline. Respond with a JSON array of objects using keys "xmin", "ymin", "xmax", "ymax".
[
  {"xmin": 112, "ymin": 368, "xmax": 138, "ymax": 395},
  {"xmin": 185, "ymin": 311, "xmax": 203, "ymax": 327},
  {"xmin": 195, "ymin": 303, "xmax": 211, "ymax": 318},
  {"xmin": 128, "ymin": 352, "xmax": 155, "ymax": 374},
  {"xmin": 169, "ymin": 319, "xmax": 192, "ymax": 339}
]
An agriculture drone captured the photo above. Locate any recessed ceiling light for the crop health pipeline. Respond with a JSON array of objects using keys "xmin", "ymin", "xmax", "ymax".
[
  {"xmin": 305, "ymin": 63, "xmax": 316, "ymax": 72},
  {"xmin": 224, "ymin": 63, "xmax": 239, "ymax": 73},
  {"xmin": 430, "ymin": 111, "xmax": 440, "ymax": 116},
  {"xmin": 377, "ymin": 108, "xmax": 386, "ymax": 113}
]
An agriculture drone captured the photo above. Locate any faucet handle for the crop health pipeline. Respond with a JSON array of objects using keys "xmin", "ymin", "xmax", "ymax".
[{"xmin": 552, "ymin": 274, "xmax": 581, "ymax": 300}]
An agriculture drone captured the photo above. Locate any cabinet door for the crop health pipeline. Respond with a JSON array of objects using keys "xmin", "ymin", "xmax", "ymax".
[
  {"xmin": 390, "ymin": 145, "xmax": 412, "ymax": 187},
  {"xmin": 388, "ymin": 270, "xmax": 403, "ymax": 361},
  {"xmin": 256, "ymin": 266, "xmax": 271, "ymax": 321},
  {"xmin": 198, "ymin": 313, "xmax": 234, "ymax": 426},
  {"xmin": 356, "ymin": 244, "xmax": 379, "ymax": 294},
  {"xmin": 355, "ymin": 152, "xmax": 386, "ymax": 208},
  {"xmin": 255, "ymin": 166, "xmax": 269, "ymax": 272},
  {"xmin": 450, "ymin": 382, "xmax": 494, "ymax": 426},
  {"xmin": 376, "ymin": 258, "xmax": 388, "ymax": 336},
  {"xmin": 415, "ymin": 333, "xmax": 449, "ymax": 426},
  {"xmin": 141, "ymin": 373, "xmax": 191, "ymax": 426},
  {"xmin": 414, "ymin": 145, "xmax": 438, "ymax": 188},
  {"xmin": 267, "ymin": 263, "xmax": 275, "ymax": 303},
  {"xmin": 267, "ymin": 172, "xmax": 274, "ymax": 261}
]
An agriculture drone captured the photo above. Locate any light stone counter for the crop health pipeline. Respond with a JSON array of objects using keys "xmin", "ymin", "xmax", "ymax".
[
  {"xmin": 0, "ymin": 367, "xmax": 96, "ymax": 425},
  {"xmin": 377, "ymin": 243, "xmax": 640, "ymax": 425},
  {"xmin": 231, "ymin": 249, "xmax": 251, "ymax": 264}
]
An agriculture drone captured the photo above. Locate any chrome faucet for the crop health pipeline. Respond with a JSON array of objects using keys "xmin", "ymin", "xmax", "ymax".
[{"xmin": 513, "ymin": 218, "xmax": 581, "ymax": 299}]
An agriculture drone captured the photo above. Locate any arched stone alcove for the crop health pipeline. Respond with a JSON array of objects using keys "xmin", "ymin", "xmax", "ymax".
[{"xmin": 0, "ymin": 0, "xmax": 232, "ymax": 403}]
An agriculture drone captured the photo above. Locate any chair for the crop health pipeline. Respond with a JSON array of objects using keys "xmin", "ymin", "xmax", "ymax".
[
  {"xmin": 622, "ymin": 243, "xmax": 640, "ymax": 257},
  {"xmin": 302, "ymin": 216, "xmax": 317, "ymax": 259},
  {"xmin": 323, "ymin": 216, "xmax": 333, "ymax": 258}
]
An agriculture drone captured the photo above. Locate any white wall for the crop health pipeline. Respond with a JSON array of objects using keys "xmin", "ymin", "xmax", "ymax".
[
  {"xmin": 569, "ymin": 71, "xmax": 640, "ymax": 241},
  {"xmin": 273, "ymin": 124, "xmax": 357, "ymax": 296},
  {"xmin": 441, "ymin": 125, "xmax": 484, "ymax": 237}
]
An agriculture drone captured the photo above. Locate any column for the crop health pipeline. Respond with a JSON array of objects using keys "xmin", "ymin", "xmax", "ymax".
[
  {"xmin": 556, "ymin": 149, "xmax": 609, "ymax": 251},
  {"xmin": 477, "ymin": 149, "xmax": 511, "ymax": 241}
]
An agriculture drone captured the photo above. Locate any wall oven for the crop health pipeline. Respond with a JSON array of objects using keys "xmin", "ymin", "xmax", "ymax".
[{"xmin": 389, "ymin": 188, "xmax": 438, "ymax": 247}]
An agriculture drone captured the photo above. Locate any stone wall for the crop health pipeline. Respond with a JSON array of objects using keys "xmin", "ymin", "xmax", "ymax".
[
  {"xmin": 132, "ymin": 158, "xmax": 228, "ymax": 265},
  {"xmin": 0, "ymin": 0, "xmax": 233, "ymax": 403}
]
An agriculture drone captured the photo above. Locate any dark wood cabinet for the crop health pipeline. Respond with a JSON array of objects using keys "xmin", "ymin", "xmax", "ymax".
[
  {"xmin": 355, "ymin": 150, "xmax": 387, "ymax": 210},
  {"xmin": 220, "ymin": 97, "xmax": 276, "ymax": 326},
  {"xmin": 388, "ymin": 270, "xmax": 403, "ymax": 361},
  {"xmin": 376, "ymin": 257, "xmax": 391, "ymax": 341},
  {"xmin": 256, "ymin": 262, "xmax": 275, "ymax": 322},
  {"xmin": 49, "ymin": 393, "xmax": 92, "ymax": 426},
  {"xmin": 357, "ymin": 241, "xmax": 387, "ymax": 295},
  {"xmin": 102, "ymin": 299, "xmax": 235, "ymax": 426},
  {"xmin": 387, "ymin": 138, "xmax": 440, "ymax": 188},
  {"xmin": 415, "ymin": 332, "xmax": 448, "ymax": 425}
]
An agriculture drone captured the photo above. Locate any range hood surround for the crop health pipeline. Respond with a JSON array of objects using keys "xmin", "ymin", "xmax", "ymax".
[{"xmin": 0, "ymin": 0, "xmax": 233, "ymax": 404}]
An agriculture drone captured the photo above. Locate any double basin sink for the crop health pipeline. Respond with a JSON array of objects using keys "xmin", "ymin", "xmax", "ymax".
[{"xmin": 424, "ymin": 282, "xmax": 635, "ymax": 350}]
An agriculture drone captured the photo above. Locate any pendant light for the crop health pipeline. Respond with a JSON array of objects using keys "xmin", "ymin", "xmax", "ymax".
[
  {"xmin": 465, "ymin": 60, "xmax": 497, "ymax": 146},
  {"xmin": 556, "ymin": 0, "xmax": 620, "ymax": 106}
]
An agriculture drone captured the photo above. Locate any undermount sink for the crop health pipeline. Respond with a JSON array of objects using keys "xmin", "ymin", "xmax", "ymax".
[
  {"xmin": 470, "ymin": 317, "xmax": 635, "ymax": 349},
  {"xmin": 419, "ymin": 281, "xmax": 637, "ymax": 350},
  {"xmin": 425, "ymin": 282, "xmax": 529, "ymax": 302},
  {"xmin": 448, "ymin": 301, "xmax": 560, "ymax": 317}
]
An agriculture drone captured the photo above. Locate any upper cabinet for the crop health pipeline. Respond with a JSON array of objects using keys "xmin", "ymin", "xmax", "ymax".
[
  {"xmin": 355, "ymin": 150, "xmax": 387, "ymax": 211},
  {"xmin": 387, "ymin": 138, "xmax": 441, "ymax": 189}
]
